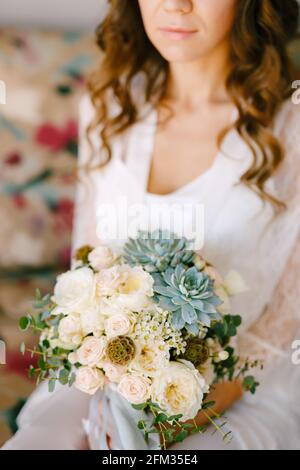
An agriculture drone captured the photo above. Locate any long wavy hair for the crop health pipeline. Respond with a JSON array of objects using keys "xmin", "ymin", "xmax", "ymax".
[{"xmin": 85, "ymin": 0, "xmax": 299, "ymax": 209}]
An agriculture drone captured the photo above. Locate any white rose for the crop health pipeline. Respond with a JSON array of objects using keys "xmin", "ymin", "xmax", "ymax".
[
  {"xmin": 102, "ymin": 362, "xmax": 127, "ymax": 383},
  {"xmin": 74, "ymin": 366, "xmax": 105, "ymax": 395},
  {"xmin": 130, "ymin": 341, "xmax": 169, "ymax": 377},
  {"xmin": 104, "ymin": 313, "xmax": 134, "ymax": 338},
  {"xmin": 98, "ymin": 298, "xmax": 125, "ymax": 317},
  {"xmin": 116, "ymin": 266, "xmax": 154, "ymax": 310},
  {"xmin": 80, "ymin": 304, "xmax": 104, "ymax": 337},
  {"xmin": 58, "ymin": 313, "xmax": 82, "ymax": 347},
  {"xmin": 224, "ymin": 270, "xmax": 248, "ymax": 295},
  {"xmin": 88, "ymin": 246, "xmax": 116, "ymax": 270},
  {"xmin": 95, "ymin": 266, "xmax": 127, "ymax": 297},
  {"xmin": 76, "ymin": 336, "xmax": 107, "ymax": 367},
  {"xmin": 151, "ymin": 360, "xmax": 208, "ymax": 421},
  {"xmin": 54, "ymin": 267, "xmax": 95, "ymax": 312},
  {"xmin": 118, "ymin": 374, "xmax": 151, "ymax": 404}
]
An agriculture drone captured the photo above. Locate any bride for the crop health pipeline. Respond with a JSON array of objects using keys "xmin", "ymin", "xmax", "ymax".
[{"xmin": 3, "ymin": 0, "xmax": 300, "ymax": 450}]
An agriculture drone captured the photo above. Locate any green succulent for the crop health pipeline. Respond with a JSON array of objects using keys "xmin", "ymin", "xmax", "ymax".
[
  {"xmin": 123, "ymin": 229, "xmax": 194, "ymax": 273},
  {"xmin": 153, "ymin": 264, "xmax": 222, "ymax": 334}
]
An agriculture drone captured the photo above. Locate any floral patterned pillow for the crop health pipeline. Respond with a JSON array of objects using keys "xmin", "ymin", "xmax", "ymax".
[{"xmin": 0, "ymin": 28, "xmax": 99, "ymax": 270}]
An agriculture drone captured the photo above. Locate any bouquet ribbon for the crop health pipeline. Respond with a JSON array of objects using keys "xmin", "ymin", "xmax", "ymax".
[{"xmin": 87, "ymin": 385, "xmax": 161, "ymax": 450}]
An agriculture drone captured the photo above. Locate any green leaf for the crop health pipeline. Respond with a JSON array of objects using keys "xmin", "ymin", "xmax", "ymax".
[
  {"xmin": 38, "ymin": 357, "xmax": 46, "ymax": 371},
  {"xmin": 19, "ymin": 316, "xmax": 30, "ymax": 331},
  {"xmin": 202, "ymin": 400, "xmax": 216, "ymax": 410},
  {"xmin": 48, "ymin": 356, "xmax": 62, "ymax": 368},
  {"xmin": 165, "ymin": 428, "xmax": 175, "ymax": 443},
  {"xmin": 59, "ymin": 368, "xmax": 70, "ymax": 385},
  {"xmin": 233, "ymin": 315, "xmax": 242, "ymax": 327},
  {"xmin": 138, "ymin": 420, "xmax": 146, "ymax": 430},
  {"xmin": 175, "ymin": 430, "xmax": 188, "ymax": 442},
  {"xmin": 242, "ymin": 376, "xmax": 259, "ymax": 394},
  {"xmin": 35, "ymin": 288, "xmax": 42, "ymax": 301},
  {"xmin": 169, "ymin": 414, "xmax": 183, "ymax": 421},
  {"xmin": 68, "ymin": 372, "xmax": 76, "ymax": 387},
  {"xmin": 132, "ymin": 403, "xmax": 148, "ymax": 411},
  {"xmin": 154, "ymin": 413, "xmax": 169, "ymax": 424},
  {"xmin": 48, "ymin": 369, "xmax": 57, "ymax": 378},
  {"xmin": 48, "ymin": 379, "xmax": 56, "ymax": 392},
  {"xmin": 42, "ymin": 339, "xmax": 50, "ymax": 349},
  {"xmin": 28, "ymin": 365, "xmax": 36, "ymax": 379}
]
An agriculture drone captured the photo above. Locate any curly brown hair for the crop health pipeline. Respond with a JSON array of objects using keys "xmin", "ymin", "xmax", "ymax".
[{"xmin": 85, "ymin": 0, "xmax": 299, "ymax": 209}]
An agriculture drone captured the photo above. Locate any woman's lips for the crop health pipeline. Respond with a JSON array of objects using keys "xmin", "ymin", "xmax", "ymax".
[{"xmin": 158, "ymin": 27, "xmax": 198, "ymax": 40}]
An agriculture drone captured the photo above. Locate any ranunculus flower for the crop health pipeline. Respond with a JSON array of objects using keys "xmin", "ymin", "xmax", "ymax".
[
  {"xmin": 88, "ymin": 246, "xmax": 116, "ymax": 270},
  {"xmin": 74, "ymin": 366, "xmax": 105, "ymax": 395},
  {"xmin": 104, "ymin": 313, "xmax": 134, "ymax": 338},
  {"xmin": 117, "ymin": 374, "xmax": 151, "ymax": 404},
  {"xmin": 54, "ymin": 267, "xmax": 95, "ymax": 312},
  {"xmin": 76, "ymin": 336, "xmax": 107, "ymax": 367},
  {"xmin": 58, "ymin": 313, "xmax": 82, "ymax": 347},
  {"xmin": 151, "ymin": 360, "xmax": 208, "ymax": 421}
]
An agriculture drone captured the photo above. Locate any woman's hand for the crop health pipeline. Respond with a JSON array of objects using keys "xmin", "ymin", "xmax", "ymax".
[
  {"xmin": 191, "ymin": 379, "xmax": 243, "ymax": 428},
  {"xmin": 166, "ymin": 380, "xmax": 243, "ymax": 448}
]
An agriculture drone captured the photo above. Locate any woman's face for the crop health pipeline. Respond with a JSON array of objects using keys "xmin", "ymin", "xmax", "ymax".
[{"xmin": 137, "ymin": 0, "xmax": 237, "ymax": 62}]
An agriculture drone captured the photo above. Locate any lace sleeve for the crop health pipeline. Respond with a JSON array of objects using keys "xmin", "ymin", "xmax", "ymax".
[
  {"xmin": 237, "ymin": 100, "xmax": 300, "ymax": 367},
  {"xmin": 71, "ymin": 94, "xmax": 101, "ymax": 258},
  {"xmin": 237, "ymin": 228, "xmax": 300, "ymax": 366}
]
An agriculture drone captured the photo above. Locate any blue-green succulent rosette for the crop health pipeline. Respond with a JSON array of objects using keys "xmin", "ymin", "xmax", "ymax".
[
  {"xmin": 123, "ymin": 229, "xmax": 222, "ymax": 335},
  {"xmin": 153, "ymin": 264, "xmax": 222, "ymax": 335}
]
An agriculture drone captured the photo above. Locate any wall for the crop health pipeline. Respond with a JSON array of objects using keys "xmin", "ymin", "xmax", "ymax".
[{"xmin": 0, "ymin": 0, "xmax": 108, "ymax": 30}]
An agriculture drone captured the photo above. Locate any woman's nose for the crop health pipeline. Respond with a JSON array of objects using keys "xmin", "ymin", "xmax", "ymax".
[{"xmin": 163, "ymin": 0, "xmax": 193, "ymax": 14}]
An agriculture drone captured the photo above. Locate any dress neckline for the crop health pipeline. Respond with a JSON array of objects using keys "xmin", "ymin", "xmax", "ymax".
[{"xmin": 143, "ymin": 104, "xmax": 239, "ymax": 199}]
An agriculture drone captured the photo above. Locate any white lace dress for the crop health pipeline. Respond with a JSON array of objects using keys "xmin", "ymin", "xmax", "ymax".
[{"xmin": 3, "ymin": 80, "xmax": 300, "ymax": 450}]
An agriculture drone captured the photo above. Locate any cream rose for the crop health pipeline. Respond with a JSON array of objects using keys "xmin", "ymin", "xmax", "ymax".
[
  {"xmin": 88, "ymin": 246, "xmax": 116, "ymax": 270},
  {"xmin": 58, "ymin": 313, "xmax": 82, "ymax": 347},
  {"xmin": 76, "ymin": 336, "xmax": 107, "ymax": 367},
  {"xmin": 115, "ymin": 266, "xmax": 154, "ymax": 310},
  {"xmin": 104, "ymin": 313, "xmax": 134, "ymax": 338},
  {"xmin": 118, "ymin": 373, "xmax": 151, "ymax": 404},
  {"xmin": 151, "ymin": 360, "xmax": 208, "ymax": 421},
  {"xmin": 95, "ymin": 266, "xmax": 127, "ymax": 297},
  {"xmin": 224, "ymin": 270, "xmax": 248, "ymax": 295},
  {"xmin": 130, "ymin": 341, "xmax": 169, "ymax": 377},
  {"xmin": 102, "ymin": 362, "xmax": 127, "ymax": 383},
  {"xmin": 80, "ymin": 304, "xmax": 104, "ymax": 337},
  {"xmin": 74, "ymin": 366, "xmax": 105, "ymax": 395},
  {"xmin": 54, "ymin": 267, "xmax": 95, "ymax": 312}
]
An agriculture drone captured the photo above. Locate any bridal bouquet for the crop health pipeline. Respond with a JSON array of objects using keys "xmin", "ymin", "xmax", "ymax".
[{"xmin": 20, "ymin": 230, "xmax": 259, "ymax": 448}]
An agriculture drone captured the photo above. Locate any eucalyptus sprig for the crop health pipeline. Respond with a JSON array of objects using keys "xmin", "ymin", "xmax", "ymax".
[
  {"xmin": 19, "ymin": 288, "xmax": 76, "ymax": 392},
  {"xmin": 132, "ymin": 399, "xmax": 231, "ymax": 450}
]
